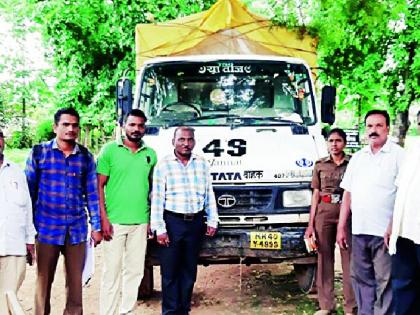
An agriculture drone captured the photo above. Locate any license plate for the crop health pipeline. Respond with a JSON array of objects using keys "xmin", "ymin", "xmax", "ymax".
[{"xmin": 250, "ymin": 232, "xmax": 281, "ymax": 250}]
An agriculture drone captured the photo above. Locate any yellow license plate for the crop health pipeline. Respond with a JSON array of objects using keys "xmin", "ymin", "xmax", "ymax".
[{"xmin": 250, "ymin": 232, "xmax": 281, "ymax": 250}]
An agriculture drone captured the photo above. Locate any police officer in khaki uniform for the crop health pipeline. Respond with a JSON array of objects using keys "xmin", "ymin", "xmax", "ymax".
[{"xmin": 305, "ymin": 128, "xmax": 356, "ymax": 315}]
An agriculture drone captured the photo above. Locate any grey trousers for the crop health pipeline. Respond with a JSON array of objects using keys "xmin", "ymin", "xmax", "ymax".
[{"xmin": 351, "ymin": 234, "xmax": 394, "ymax": 315}]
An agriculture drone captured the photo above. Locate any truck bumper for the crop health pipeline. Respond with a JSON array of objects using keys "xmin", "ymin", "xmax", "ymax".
[{"xmin": 148, "ymin": 226, "xmax": 316, "ymax": 266}]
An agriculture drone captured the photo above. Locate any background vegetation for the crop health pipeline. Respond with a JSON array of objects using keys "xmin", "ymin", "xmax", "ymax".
[{"xmin": 0, "ymin": 0, "xmax": 418, "ymax": 150}]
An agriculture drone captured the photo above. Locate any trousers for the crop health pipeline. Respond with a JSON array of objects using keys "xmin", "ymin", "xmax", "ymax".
[
  {"xmin": 315, "ymin": 203, "xmax": 356, "ymax": 313},
  {"xmin": 34, "ymin": 239, "xmax": 86, "ymax": 315},
  {"xmin": 159, "ymin": 211, "xmax": 204, "ymax": 315},
  {"xmin": 100, "ymin": 224, "xmax": 148, "ymax": 315},
  {"xmin": 392, "ymin": 237, "xmax": 420, "ymax": 315},
  {"xmin": 351, "ymin": 234, "xmax": 393, "ymax": 315},
  {"xmin": 0, "ymin": 255, "xmax": 26, "ymax": 314}
]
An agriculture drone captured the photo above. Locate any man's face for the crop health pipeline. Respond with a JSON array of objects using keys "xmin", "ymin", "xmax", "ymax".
[
  {"xmin": 124, "ymin": 115, "xmax": 146, "ymax": 143},
  {"xmin": 365, "ymin": 114, "xmax": 389, "ymax": 147},
  {"xmin": 327, "ymin": 132, "xmax": 346, "ymax": 156},
  {"xmin": 53, "ymin": 114, "xmax": 80, "ymax": 143},
  {"xmin": 173, "ymin": 129, "xmax": 195, "ymax": 157}
]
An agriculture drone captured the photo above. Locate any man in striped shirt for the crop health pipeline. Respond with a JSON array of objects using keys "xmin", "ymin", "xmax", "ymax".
[
  {"xmin": 151, "ymin": 126, "xmax": 218, "ymax": 315},
  {"xmin": 25, "ymin": 107, "xmax": 102, "ymax": 315}
]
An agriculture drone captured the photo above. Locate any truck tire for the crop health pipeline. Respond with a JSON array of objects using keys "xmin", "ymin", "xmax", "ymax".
[
  {"xmin": 137, "ymin": 265, "xmax": 154, "ymax": 299},
  {"xmin": 293, "ymin": 263, "xmax": 316, "ymax": 294}
]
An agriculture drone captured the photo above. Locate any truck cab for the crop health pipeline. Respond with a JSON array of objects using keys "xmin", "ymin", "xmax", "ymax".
[{"xmin": 128, "ymin": 55, "xmax": 335, "ymax": 295}]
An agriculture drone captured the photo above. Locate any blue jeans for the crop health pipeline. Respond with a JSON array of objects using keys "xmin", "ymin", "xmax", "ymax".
[{"xmin": 392, "ymin": 237, "xmax": 420, "ymax": 315}]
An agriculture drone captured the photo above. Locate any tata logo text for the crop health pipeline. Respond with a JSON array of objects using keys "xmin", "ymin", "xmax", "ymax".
[
  {"xmin": 211, "ymin": 172, "xmax": 242, "ymax": 181},
  {"xmin": 295, "ymin": 158, "xmax": 314, "ymax": 168},
  {"xmin": 217, "ymin": 194, "xmax": 237, "ymax": 208}
]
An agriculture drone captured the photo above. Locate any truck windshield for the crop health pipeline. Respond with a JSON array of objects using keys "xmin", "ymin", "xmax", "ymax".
[{"xmin": 139, "ymin": 60, "xmax": 316, "ymax": 125}]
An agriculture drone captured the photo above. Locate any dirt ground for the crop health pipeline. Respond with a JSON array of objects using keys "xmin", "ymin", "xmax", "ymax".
[{"xmin": 18, "ymin": 246, "xmax": 347, "ymax": 315}]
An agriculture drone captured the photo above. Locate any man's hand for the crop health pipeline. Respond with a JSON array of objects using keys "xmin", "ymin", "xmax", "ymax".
[
  {"xmin": 304, "ymin": 225, "xmax": 315, "ymax": 240},
  {"xmin": 384, "ymin": 220, "xmax": 392, "ymax": 249},
  {"xmin": 91, "ymin": 230, "xmax": 103, "ymax": 247},
  {"xmin": 26, "ymin": 244, "xmax": 35, "ymax": 265},
  {"xmin": 101, "ymin": 216, "xmax": 114, "ymax": 241},
  {"xmin": 147, "ymin": 224, "xmax": 154, "ymax": 239},
  {"xmin": 206, "ymin": 226, "xmax": 217, "ymax": 237},
  {"xmin": 336, "ymin": 226, "xmax": 348, "ymax": 250},
  {"xmin": 157, "ymin": 233, "xmax": 170, "ymax": 247}
]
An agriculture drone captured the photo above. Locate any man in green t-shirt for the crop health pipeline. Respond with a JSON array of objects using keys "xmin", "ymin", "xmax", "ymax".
[{"xmin": 97, "ymin": 109, "xmax": 157, "ymax": 315}]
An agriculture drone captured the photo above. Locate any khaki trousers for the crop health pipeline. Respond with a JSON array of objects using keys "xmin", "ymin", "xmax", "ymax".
[
  {"xmin": 0, "ymin": 255, "xmax": 26, "ymax": 315},
  {"xmin": 34, "ymin": 240, "xmax": 86, "ymax": 315},
  {"xmin": 315, "ymin": 203, "xmax": 356, "ymax": 313},
  {"xmin": 99, "ymin": 224, "xmax": 148, "ymax": 315}
]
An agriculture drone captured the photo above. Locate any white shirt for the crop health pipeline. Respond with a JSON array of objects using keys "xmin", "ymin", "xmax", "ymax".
[
  {"xmin": 0, "ymin": 159, "xmax": 36, "ymax": 256},
  {"xmin": 340, "ymin": 139, "xmax": 405, "ymax": 237},
  {"xmin": 389, "ymin": 140, "xmax": 420, "ymax": 254}
]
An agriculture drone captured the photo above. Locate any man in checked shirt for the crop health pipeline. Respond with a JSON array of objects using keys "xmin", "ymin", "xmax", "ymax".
[
  {"xmin": 151, "ymin": 126, "xmax": 219, "ymax": 315},
  {"xmin": 25, "ymin": 107, "xmax": 102, "ymax": 315}
]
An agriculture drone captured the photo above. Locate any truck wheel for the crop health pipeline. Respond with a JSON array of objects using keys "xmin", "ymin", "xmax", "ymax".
[
  {"xmin": 138, "ymin": 265, "xmax": 154, "ymax": 299},
  {"xmin": 293, "ymin": 263, "xmax": 316, "ymax": 294}
]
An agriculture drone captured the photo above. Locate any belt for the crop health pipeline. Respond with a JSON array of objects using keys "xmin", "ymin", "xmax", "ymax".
[
  {"xmin": 164, "ymin": 210, "xmax": 204, "ymax": 221},
  {"xmin": 320, "ymin": 193, "xmax": 341, "ymax": 204}
]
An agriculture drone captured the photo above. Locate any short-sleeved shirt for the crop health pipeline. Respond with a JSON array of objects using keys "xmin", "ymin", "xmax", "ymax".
[
  {"xmin": 340, "ymin": 139, "xmax": 405, "ymax": 237},
  {"xmin": 311, "ymin": 154, "xmax": 350, "ymax": 196},
  {"xmin": 97, "ymin": 140, "xmax": 157, "ymax": 224}
]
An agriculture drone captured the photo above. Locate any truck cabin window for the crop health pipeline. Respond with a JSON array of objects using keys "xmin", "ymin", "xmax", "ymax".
[{"xmin": 139, "ymin": 61, "xmax": 316, "ymax": 125}]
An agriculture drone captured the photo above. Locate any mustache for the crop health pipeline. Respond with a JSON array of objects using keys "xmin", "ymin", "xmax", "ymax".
[{"xmin": 369, "ymin": 132, "xmax": 380, "ymax": 137}]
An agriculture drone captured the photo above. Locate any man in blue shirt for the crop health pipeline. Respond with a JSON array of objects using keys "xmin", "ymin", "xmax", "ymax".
[{"xmin": 25, "ymin": 107, "xmax": 102, "ymax": 315}]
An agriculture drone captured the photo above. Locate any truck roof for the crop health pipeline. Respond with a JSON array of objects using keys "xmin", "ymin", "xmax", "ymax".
[
  {"xmin": 135, "ymin": 0, "xmax": 317, "ymax": 69},
  {"xmin": 142, "ymin": 55, "xmax": 309, "ymax": 68}
]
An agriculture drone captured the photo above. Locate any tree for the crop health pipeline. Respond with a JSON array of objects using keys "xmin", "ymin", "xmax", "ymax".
[
  {"xmin": 267, "ymin": 0, "xmax": 418, "ymax": 144},
  {"xmin": 0, "ymin": 2, "xmax": 55, "ymax": 147},
  {"xmin": 25, "ymin": 0, "xmax": 216, "ymax": 149}
]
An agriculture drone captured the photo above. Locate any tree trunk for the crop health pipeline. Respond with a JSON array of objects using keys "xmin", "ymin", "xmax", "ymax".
[{"xmin": 392, "ymin": 109, "xmax": 409, "ymax": 147}]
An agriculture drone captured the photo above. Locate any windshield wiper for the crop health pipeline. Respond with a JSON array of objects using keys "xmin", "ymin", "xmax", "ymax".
[
  {"xmin": 231, "ymin": 116, "xmax": 303, "ymax": 126},
  {"xmin": 162, "ymin": 113, "xmax": 240, "ymax": 127},
  {"xmin": 185, "ymin": 113, "xmax": 240, "ymax": 122}
]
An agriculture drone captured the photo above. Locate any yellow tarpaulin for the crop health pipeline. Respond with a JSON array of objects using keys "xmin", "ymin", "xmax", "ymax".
[{"xmin": 135, "ymin": 0, "xmax": 318, "ymax": 69}]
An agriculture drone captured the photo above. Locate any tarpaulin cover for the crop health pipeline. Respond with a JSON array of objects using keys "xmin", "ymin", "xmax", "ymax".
[{"xmin": 135, "ymin": 0, "xmax": 318, "ymax": 69}]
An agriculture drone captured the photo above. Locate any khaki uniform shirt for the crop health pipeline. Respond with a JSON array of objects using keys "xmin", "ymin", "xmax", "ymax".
[
  {"xmin": 312, "ymin": 155, "xmax": 351, "ymax": 224},
  {"xmin": 311, "ymin": 154, "xmax": 350, "ymax": 197}
]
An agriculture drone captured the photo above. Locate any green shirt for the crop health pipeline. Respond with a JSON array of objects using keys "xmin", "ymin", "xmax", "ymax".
[{"xmin": 97, "ymin": 140, "xmax": 157, "ymax": 224}]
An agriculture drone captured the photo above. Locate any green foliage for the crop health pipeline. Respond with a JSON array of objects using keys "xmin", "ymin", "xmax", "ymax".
[
  {"xmin": 3, "ymin": 0, "xmax": 417, "ymax": 144},
  {"xmin": 0, "ymin": 0, "xmax": 57, "ymax": 137},
  {"xmin": 23, "ymin": 0, "xmax": 216, "ymax": 149},
  {"xmin": 269, "ymin": 0, "xmax": 419, "ymax": 141},
  {"xmin": 34, "ymin": 119, "xmax": 55, "ymax": 143},
  {"xmin": 6, "ymin": 129, "xmax": 33, "ymax": 148}
]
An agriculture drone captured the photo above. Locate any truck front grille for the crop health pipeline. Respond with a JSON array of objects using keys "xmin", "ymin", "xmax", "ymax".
[{"xmin": 214, "ymin": 188, "xmax": 273, "ymax": 214}]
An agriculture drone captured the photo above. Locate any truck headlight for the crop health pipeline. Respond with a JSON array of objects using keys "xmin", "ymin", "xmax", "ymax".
[{"xmin": 283, "ymin": 190, "xmax": 312, "ymax": 207}]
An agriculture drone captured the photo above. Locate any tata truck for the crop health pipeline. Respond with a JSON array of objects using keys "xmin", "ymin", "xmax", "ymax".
[{"xmin": 116, "ymin": 0, "xmax": 336, "ymax": 296}]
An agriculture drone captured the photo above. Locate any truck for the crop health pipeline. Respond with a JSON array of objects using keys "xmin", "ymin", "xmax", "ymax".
[{"xmin": 116, "ymin": 0, "xmax": 336, "ymax": 296}]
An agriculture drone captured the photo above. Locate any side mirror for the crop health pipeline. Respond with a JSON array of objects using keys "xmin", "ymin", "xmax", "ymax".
[
  {"xmin": 116, "ymin": 78, "xmax": 133, "ymax": 126},
  {"xmin": 321, "ymin": 86, "xmax": 336, "ymax": 125}
]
